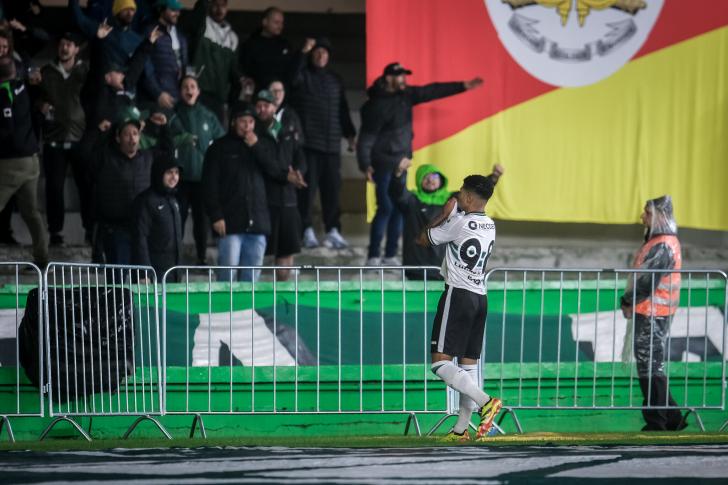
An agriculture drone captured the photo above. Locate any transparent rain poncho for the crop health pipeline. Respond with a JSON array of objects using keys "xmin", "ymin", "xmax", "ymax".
[
  {"xmin": 622, "ymin": 195, "xmax": 679, "ymax": 375},
  {"xmin": 643, "ymin": 195, "xmax": 678, "ymax": 240}
]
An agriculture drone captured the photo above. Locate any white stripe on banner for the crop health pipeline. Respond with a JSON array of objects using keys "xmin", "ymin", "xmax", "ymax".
[
  {"xmin": 0, "ymin": 308, "xmax": 23, "ymax": 339},
  {"xmin": 570, "ymin": 306, "xmax": 727, "ymax": 362},
  {"xmin": 193, "ymin": 310, "xmax": 296, "ymax": 367}
]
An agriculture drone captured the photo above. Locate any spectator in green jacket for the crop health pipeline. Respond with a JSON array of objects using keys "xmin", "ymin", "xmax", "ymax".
[
  {"xmin": 170, "ymin": 75, "xmax": 224, "ymax": 264},
  {"xmin": 187, "ymin": 0, "xmax": 241, "ymax": 124}
]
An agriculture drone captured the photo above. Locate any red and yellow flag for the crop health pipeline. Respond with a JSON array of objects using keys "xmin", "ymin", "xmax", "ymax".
[{"xmin": 366, "ymin": 0, "xmax": 728, "ymax": 230}]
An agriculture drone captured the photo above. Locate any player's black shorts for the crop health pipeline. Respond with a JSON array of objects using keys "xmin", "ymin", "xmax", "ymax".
[
  {"xmin": 430, "ymin": 284, "xmax": 488, "ymax": 359},
  {"xmin": 265, "ymin": 205, "xmax": 302, "ymax": 258}
]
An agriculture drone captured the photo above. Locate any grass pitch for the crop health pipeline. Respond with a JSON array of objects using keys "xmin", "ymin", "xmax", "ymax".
[{"xmin": 1, "ymin": 432, "xmax": 728, "ymax": 452}]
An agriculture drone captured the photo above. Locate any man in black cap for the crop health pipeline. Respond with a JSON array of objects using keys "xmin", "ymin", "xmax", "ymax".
[
  {"xmin": 357, "ymin": 62, "xmax": 483, "ymax": 266},
  {"xmin": 291, "ymin": 36, "xmax": 356, "ymax": 250},
  {"xmin": 37, "ymin": 32, "xmax": 90, "ymax": 246}
]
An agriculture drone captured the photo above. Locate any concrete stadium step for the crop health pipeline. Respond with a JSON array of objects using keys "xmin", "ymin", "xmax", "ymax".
[{"xmin": 4, "ymin": 213, "xmax": 727, "ymax": 273}]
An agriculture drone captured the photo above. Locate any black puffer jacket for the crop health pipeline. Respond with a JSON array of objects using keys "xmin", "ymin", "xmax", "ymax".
[
  {"xmin": 357, "ymin": 77, "xmax": 466, "ymax": 173},
  {"xmin": 257, "ymin": 111, "xmax": 306, "ymax": 208},
  {"xmin": 290, "ymin": 52, "xmax": 355, "ymax": 154},
  {"xmin": 88, "ymin": 125, "xmax": 173, "ymax": 227},
  {"xmin": 201, "ymin": 131, "xmax": 287, "ymax": 235},
  {"xmin": 132, "ymin": 155, "xmax": 182, "ymax": 279}
]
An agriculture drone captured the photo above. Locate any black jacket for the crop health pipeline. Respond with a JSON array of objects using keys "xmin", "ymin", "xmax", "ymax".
[
  {"xmin": 38, "ymin": 60, "xmax": 89, "ymax": 143},
  {"xmin": 201, "ymin": 131, "xmax": 286, "ymax": 235},
  {"xmin": 290, "ymin": 53, "xmax": 355, "ymax": 154},
  {"xmin": 132, "ymin": 156, "xmax": 182, "ymax": 279},
  {"xmin": 0, "ymin": 79, "xmax": 39, "ymax": 159},
  {"xmin": 357, "ymin": 78, "xmax": 466, "ymax": 173},
  {"xmin": 239, "ymin": 30, "xmax": 293, "ymax": 89},
  {"xmin": 258, "ymin": 111, "xmax": 306, "ymax": 208},
  {"xmin": 87, "ymin": 125, "xmax": 173, "ymax": 227}
]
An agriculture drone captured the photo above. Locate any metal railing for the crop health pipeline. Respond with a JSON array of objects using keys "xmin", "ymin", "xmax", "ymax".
[
  {"xmin": 0, "ymin": 262, "xmax": 43, "ymax": 443},
  {"xmin": 41, "ymin": 263, "xmax": 169, "ymax": 441},
  {"xmin": 162, "ymin": 265, "xmax": 450, "ymax": 437},
  {"xmin": 482, "ymin": 268, "xmax": 728, "ymax": 432},
  {"xmin": 1, "ymin": 262, "xmax": 726, "ymax": 440}
]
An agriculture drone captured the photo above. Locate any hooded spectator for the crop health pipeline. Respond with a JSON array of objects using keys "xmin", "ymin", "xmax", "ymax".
[
  {"xmin": 390, "ymin": 160, "xmax": 503, "ymax": 280},
  {"xmin": 132, "ymin": 153, "xmax": 183, "ymax": 280},
  {"xmin": 621, "ymin": 195, "xmax": 686, "ymax": 432}
]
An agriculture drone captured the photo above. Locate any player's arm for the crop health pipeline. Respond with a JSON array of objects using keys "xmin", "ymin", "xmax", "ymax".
[{"xmin": 415, "ymin": 196, "xmax": 458, "ymax": 247}]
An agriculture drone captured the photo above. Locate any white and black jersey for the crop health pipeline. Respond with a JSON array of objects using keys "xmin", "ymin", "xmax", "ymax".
[{"xmin": 427, "ymin": 208, "xmax": 495, "ymax": 295}]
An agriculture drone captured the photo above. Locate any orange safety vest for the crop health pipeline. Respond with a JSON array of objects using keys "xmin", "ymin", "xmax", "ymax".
[{"xmin": 631, "ymin": 235, "xmax": 682, "ymax": 317}]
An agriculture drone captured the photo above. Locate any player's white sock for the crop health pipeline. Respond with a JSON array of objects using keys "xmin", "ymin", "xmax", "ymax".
[
  {"xmin": 431, "ymin": 361, "xmax": 490, "ymax": 409},
  {"xmin": 453, "ymin": 363, "xmax": 479, "ymax": 434}
]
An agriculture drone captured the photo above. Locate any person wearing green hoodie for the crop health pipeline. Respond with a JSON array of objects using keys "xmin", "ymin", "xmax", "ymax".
[
  {"xmin": 169, "ymin": 74, "xmax": 224, "ymax": 264},
  {"xmin": 389, "ymin": 159, "xmax": 503, "ymax": 280}
]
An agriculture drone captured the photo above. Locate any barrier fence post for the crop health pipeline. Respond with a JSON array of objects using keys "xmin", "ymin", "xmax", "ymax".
[{"xmin": 0, "ymin": 262, "xmax": 43, "ymax": 443}]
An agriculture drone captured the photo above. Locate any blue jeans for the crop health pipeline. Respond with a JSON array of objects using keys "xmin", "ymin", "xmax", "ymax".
[
  {"xmin": 217, "ymin": 233, "xmax": 267, "ymax": 281},
  {"xmin": 368, "ymin": 168, "xmax": 402, "ymax": 259}
]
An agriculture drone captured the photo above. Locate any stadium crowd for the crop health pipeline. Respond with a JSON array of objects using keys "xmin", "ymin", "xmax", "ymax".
[{"xmin": 0, "ymin": 0, "xmax": 481, "ymax": 282}]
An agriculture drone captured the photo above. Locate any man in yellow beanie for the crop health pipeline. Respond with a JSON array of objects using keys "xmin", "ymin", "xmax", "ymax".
[
  {"xmin": 70, "ymin": 0, "xmax": 144, "ymax": 116},
  {"xmin": 112, "ymin": 0, "xmax": 138, "ymax": 20}
]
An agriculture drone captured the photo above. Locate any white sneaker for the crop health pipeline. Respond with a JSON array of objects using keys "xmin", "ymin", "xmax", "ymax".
[
  {"xmin": 302, "ymin": 227, "xmax": 319, "ymax": 249},
  {"xmin": 381, "ymin": 256, "xmax": 401, "ymax": 266},
  {"xmin": 366, "ymin": 257, "xmax": 381, "ymax": 266},
  {"xmin": 323, "ymin": 228, "xmax": 348, "ymax": 249}
]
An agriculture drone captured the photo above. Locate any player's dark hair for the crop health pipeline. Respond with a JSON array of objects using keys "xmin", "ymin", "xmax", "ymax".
[{"xmin": 462, "ymin": 174, "xmax": 494, "ymax": 201}]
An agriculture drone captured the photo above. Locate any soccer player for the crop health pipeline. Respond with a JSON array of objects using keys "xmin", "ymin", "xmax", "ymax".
[{"xmin": 415, "ymin": 174, "xmax": 502, "ymax": 441}]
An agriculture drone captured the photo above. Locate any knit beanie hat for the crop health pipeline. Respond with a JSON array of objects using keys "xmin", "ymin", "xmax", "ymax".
[{"xmin": 113, "ymin": 0, "xmax": 137, "ymax": 16}]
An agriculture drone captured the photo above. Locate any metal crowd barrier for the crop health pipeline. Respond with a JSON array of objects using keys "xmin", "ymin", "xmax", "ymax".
[
  {"xmin": 2, "ymin": 262, "xmax": 726, "ymax": 440},
  {"xmin": 0, "ymin": 262, "xmax": 43, "ymax": 443},
  {"xmin": 162, "ymin": 265, "xmax": 455, "ymax": 437},
  {"xmin": 41, "ymin": 263, "xmax": 169, "ymax": 441},
  {"xmin": 482, "ymin": 268, "xmax": 728, "ymax": 432}
]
